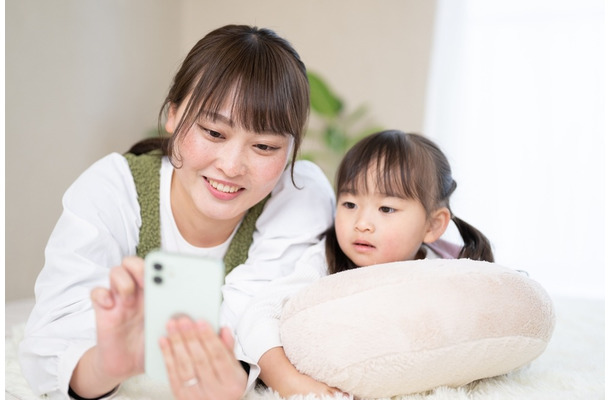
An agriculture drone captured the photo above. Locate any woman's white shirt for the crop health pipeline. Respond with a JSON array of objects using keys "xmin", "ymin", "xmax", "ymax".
[{"xmin": 18, "ymin": 153, "xmax": 335, "ymax": 399}]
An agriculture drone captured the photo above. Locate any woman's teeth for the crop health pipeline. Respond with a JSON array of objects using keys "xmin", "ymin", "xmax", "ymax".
[{"xmin": 208, "ymin": 179, "xmax": 240, "ymax": 193}]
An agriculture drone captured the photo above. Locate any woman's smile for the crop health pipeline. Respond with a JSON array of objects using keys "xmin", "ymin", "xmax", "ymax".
[
  {"xmin": 204, "ymin": 177, "xmax": 245, "ymax": 200},
  {"xmin": 205, "ymin": 177, "xmax": 243, "ymax": 194}
]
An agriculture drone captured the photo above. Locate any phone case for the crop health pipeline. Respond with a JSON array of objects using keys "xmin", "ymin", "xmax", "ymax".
[{"xmin": 144, "ymin": 250, "xmax": 224, "ymax": 383}]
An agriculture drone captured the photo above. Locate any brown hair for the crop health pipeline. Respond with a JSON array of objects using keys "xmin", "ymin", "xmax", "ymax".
[
  {"xmin": 129, "ymin": 25, "xmax": 309, "ymax": 181},
  {"xmin": 326, "ymin": 130, "xmax": 494, "ymax": 274}
]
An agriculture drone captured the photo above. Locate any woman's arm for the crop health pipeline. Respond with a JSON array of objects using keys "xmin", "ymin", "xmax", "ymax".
[{"xmin": 19, "ymin": 154, "xmax": 142, "ymax": 398}]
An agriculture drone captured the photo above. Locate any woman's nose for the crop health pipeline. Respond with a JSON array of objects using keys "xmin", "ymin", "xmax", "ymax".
[{"xmin": 216, "ymin": 143, "xmax": 247, "ymax": 177}]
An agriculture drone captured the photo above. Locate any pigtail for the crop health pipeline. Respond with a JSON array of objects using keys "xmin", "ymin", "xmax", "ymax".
[{"xmin": 452, "ymin": 216, "xmax": 494, "ymax": 262}]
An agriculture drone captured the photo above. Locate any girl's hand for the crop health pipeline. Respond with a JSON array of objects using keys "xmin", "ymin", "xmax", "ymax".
[
  {"xmin": 259, "ymin": 347, "xmax": 348, "ymax": 398},
  {"xmin": 160, "ymin": 317, "xmax": 247, "ymax": 400},
  {"xmin": 71, "ymin": 257, "xmax": 146, "ymax": 398},
  {"xmin": 278, "ymin": 371, "xmax": 345, "ymax": 398}
]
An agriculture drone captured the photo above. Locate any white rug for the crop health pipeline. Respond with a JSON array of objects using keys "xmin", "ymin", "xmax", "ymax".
[{"xmin": 5, "ymin": 296, "xmax": 604, "ymax": 400}]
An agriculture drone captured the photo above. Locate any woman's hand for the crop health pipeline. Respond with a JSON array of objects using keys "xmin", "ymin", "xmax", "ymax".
[
  {"xmin": 70, "ymin": 256, "xmax": 146, "ymax": 398},
  {"xmin": 160, "ymin": 317, "xmax": 247, "ymax": 400}
]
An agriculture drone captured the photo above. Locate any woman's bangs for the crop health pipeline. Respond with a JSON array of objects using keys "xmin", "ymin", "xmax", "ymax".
[
  {"xmin": 231, "ymin": 78, "xmax": 297, "ymax": 136},
  {"xmin": 187, "ymin": 55, "xmax": 302, "ymax": 137}
]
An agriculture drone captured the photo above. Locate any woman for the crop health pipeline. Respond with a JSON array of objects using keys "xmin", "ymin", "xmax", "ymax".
[{"xmin": 19, "ymin": 24, "xmax": 335, "ymax": 400}]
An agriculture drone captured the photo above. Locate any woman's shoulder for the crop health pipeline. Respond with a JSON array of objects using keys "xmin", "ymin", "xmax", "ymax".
[
  {"xmin": 272, "ymin": 160, "xmax": 334, "ymax": 197},
  {"xmin": 256, "ymin": 161, "xmax": 335, "ymax": 234},
  {"xmin": 63, "ymin": 153, "xmax": 137, "ymax": 207},
  {"xmin": 291, "ymin": 159, "xmax": 331, "ymax": 184}
]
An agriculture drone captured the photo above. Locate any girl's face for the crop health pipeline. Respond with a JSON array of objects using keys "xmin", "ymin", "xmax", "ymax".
[
  {"xmin": 334, "ymin": 173, "xmax": 437, "ymax": 267},
  {"xmin": 166, "ymin": 97, "xmax": 293, "ymax": 228}
]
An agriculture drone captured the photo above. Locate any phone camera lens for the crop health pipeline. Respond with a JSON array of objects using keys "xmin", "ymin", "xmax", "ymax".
[
  {"xmin": 153, "ymin": 276, "xmax": 163, "ymax": 284},
  {"xmin": 153, "ymin": 263, "xmax": 163, "ymax": 271}
]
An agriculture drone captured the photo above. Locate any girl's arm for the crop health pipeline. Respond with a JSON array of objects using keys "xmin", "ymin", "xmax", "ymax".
[
  {"xmin": 221, "ymin": 160, "xmax": 336, "ymax": 390},
  {"xmin": 237, "ymin": 241, "xmax": 334, "ymax": 396},
  {"xmin": 259, "ymin": 347, "xmax": 342, "ymax": 398}
]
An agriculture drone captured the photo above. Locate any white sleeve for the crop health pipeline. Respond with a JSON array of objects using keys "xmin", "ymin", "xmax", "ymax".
[
  {"xmin": 236, "ymin": 240, "xmax": 328, "ymax": 362},
  {"xmin": 18, "ymin": 153, "xmax": 141, "ymax": 399},
  {"xmin": 219, "ymin": 160, "xmax": 335, "ymax": 386}
]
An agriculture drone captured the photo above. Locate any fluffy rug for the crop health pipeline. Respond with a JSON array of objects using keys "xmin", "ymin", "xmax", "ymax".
[{"xmin": 5, "ymin": 296, "xmax": 604, "ymax": 400}]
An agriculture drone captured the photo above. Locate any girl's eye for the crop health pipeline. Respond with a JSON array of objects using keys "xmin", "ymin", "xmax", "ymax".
[
  {"xmin": 380, "ymin": 206, "xmax": 396, "ymax": 214},
  {"xmin": 342, "ymin": 202, "xmax": 356, "ymax": 209}
]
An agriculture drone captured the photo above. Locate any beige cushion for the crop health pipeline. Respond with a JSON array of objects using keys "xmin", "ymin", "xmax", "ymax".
[{"xmin": 279, "ymin": 259, "xmax": 555, "ymax": 398}]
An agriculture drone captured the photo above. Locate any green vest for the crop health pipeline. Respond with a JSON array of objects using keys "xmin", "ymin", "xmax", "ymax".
[{"xmin": 124, "ymin": 150, "xmax": 268, "ymax": 275}]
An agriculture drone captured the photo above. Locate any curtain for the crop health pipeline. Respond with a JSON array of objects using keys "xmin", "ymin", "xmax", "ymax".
[{"xmin": 424, "ymin": 0, "xmax": 605, "ymax": 298}]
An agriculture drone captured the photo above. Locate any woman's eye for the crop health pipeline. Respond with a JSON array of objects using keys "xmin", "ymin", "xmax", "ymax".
[
  {"xmin": 380, "ymin": 206, "xmax": 395, "ymax": 214},
  {"xmin": 198, "ymin": 125, "xmax": 223, "ymax": 139},
  {"xmin": 254, "ymin": 143, "xmax": 279, "ymax": 152},
  {"xmin": 207, "ymin": 129, "xmax": 222, "ymax": 138}
]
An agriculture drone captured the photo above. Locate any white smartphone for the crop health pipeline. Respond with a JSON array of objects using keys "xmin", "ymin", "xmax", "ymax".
[{"xmin": 144, "ymin": 250, "xmax": 225, "ymax": 383}]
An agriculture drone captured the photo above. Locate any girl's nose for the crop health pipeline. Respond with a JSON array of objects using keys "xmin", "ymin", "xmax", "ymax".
[{"xmin": 354, "ymin": 213, "xmax": 375, "ymax": 233}]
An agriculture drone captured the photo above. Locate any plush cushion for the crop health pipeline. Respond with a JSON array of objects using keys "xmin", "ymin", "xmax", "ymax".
[{"xmin": 279, "ymin": 259, "xmax": 555, "ymax": 398}]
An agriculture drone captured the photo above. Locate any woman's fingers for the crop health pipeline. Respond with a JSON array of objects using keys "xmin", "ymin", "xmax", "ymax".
[
  {"xmin": 160, "ymin": 333, "xmax": 199, "ymax": 398},
  {"xmin": 91, "ymin": 287, "xmax": 114, "ymax": 309},
  {"xmin": 160, "ymin": 317, "xmax": 246, "ymax": 400},
  {"xmin": 197, "ymin": 322, "xmax": 241, "ymax": 383},
  {"xmin": 166, "ymin": 318, "xmax": 199, "ymax": 382},
  {"xmin": 218, "ymin": 326, "xmax": 235, "ymax": 351},
  {"xmin": 108, "ymin": 257, "xmax": 144, "ymax": 307},
  {"xmin": 121, "ymin": 256, "xmax": 145, "ymax": 288}
]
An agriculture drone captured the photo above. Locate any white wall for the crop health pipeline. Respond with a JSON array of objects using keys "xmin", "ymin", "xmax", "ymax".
[
  {"xmin": 6, "ymin": 0, "xmax": 181, "ymax": 300},
  {"xmin": 178, "ymin": 0, "xmax": 436, "ymax": 135},
  {"xmin": 425, "ymin": 0, "xmax": 605, "ymax": 299},
  {"xmin": 5, "ymin": 1, "xmax": 437, "ymax": 301}
]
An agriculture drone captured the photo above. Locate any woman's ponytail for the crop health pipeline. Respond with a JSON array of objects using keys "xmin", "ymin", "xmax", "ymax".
[
  {"xmin": 452, "ymin": 216, "xmax": 494, "ymax": 262},
  {"xmin": 126, "ymin": 136, "xmax": 170, "ymax": 156}
]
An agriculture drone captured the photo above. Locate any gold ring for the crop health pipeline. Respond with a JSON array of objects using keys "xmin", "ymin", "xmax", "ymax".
[{"xmin": 183, "ymin": 377, "xmax": 198, "ymax": 387}]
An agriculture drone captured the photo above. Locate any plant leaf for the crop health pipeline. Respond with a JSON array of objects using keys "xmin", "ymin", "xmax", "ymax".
[
  {"xmin": 324, "ymin": 125, "xmax": 349, "ymax": 153},
  {"xmin": 308, "ymin": 71, "xmax": 343, "ymax": 117}
]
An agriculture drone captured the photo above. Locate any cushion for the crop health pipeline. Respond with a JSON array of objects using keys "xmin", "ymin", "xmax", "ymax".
[{"xmin": 279, "ymin": 258, "xmax": 555, "ymax": 398}]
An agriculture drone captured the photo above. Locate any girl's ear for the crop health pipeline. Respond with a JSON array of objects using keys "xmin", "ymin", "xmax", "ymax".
[
  {"xmin": 423, "ymin": 207, "xmax": 451, "ymax": 244},
  {"xmin": 165, "ymin": 103, "xmax": 178, "ymax": 134}
]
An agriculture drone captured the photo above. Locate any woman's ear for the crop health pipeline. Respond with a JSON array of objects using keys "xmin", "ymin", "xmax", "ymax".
[
  {"xmin": 423, "ymin": 207, "xmax": 451, "ymax": 244},
  {"xmin": 165, "ymin": 103, "xmax": 178, "ymax": 134}
]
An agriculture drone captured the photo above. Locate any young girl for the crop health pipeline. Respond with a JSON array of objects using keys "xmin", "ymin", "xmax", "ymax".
[
  {"xmin": 237, "ymin": 129, "xmax": 494, "ymax": 397},
  {"xmin": 18, "ymin": 25, "xmax": 336, "ymax": 400}
]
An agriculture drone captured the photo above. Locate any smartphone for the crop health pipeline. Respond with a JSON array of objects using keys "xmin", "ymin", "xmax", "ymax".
[{"xmin": 144, "ymin": 250, "xmax": 224, "ymax": 383}]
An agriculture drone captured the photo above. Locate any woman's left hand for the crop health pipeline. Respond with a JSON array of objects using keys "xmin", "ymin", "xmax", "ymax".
[{"xmin": 159, "ymin": 317, "xmax": 248, "ymax": 400}]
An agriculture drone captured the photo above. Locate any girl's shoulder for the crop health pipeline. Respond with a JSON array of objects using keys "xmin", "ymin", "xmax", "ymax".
[{"xmin": 425, "ymin": 239, "xmax": 462, "ymax": 259}]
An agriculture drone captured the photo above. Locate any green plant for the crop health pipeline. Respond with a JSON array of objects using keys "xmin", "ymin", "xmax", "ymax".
[{"xmin": 300, "ymin": 71, "xmax": 383, "ymax": 182}]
